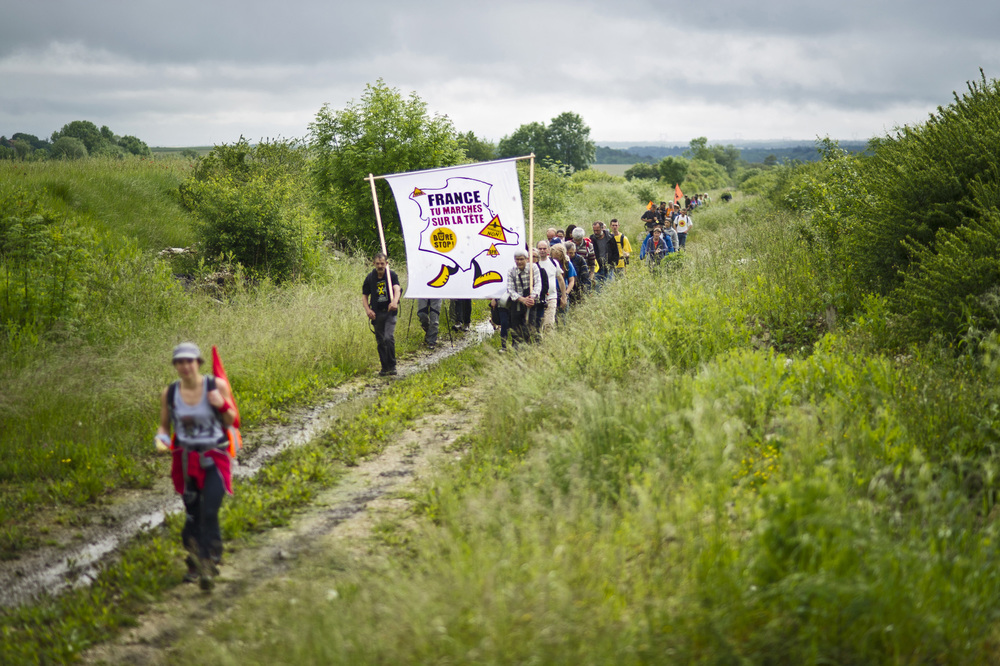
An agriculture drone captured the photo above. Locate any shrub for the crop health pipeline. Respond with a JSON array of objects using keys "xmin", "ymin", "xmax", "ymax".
[
  {"xmin": 683, "ymin": 158, "xmax": 731, "ymax": 192},
  {"xmin": 180, "ymin": 139, "xmax": 322, "ymax": 281},
  {"xmin": 627, "ymin": 179, "xmax": 659, "ymax": 205},
  {"xmin": 623, "ymin": 162, "xmax": 658, "ymax": 181},
  {"xmin": 0, "ymin": 186, "xmax": 90, "ymax": 343},
  {"xmin": 50, "ymin": 137, "xmax": 88, "ymax": 160}
]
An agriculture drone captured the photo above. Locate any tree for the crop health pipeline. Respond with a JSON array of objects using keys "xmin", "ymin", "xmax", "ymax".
[
  {"xmin": 51, "ymin": 121, "xmax": 103, "ymax": 153},
  {"xmin": 546, "ymin": 111, "xmax": 595, "ymax": 171},
  {"xmin": 180, "ymin": 138, "xmax": 320, "ymax": 281},
  {"xmin": 50, "ymin": 136, "xmax": 88, "ymax": 160},
  {"xmin": 711, "ymin": 144, "xmax": 743, "ymax": 177},
  {"xmin": 497, "ymin": 112, "xmax": 596, "ymax": 172},
  {"xmin": 457, "ymin": 131, "xmax": 496, "ymax": 162},
  {"xmin": 497, "ymin": 122, "xmax": 549, "ymax": 161},
  {"xmin": 11, "ymin": 133, "xmax": 49, "ymax": 152},
  {"xmin": 117, "ymin": 135, "xmax": 151, "ymax": 156},
  {"xmin": 624, "ymin": 162, "xmax": 659, "ymax": 181},
  {"xmin": 308, "ymin": 79, "xmax": 464, "ymax": 255},
  {"xmin": 686, "ymin": 136, "xmax": 713, "ymax": 161},
  {"xmin": 658, "ymin": 156, "xmax": 689, "ymax": 186},
  {"xmin": 10, "ymin": 139, "xmax": 32, "ymax": 160}
]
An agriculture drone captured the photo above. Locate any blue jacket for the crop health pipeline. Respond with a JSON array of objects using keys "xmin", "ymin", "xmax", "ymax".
[{"xmin": 640, "ymin": 233, "xmax": 673, "ymax": 259}]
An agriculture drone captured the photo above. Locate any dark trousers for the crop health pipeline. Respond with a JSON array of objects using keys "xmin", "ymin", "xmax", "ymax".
[
  {"xmin": 530, "ymin": 303, "xmax": 544, "ymax": 340},
  {"xmin": 491, "ymin": 302, "xmax": 511, "ymax": 346},
  {"xmin": 373, "ymin": 310, "xmax": 397, "ymax": 371},
  {"xmin": 509, "ymin": 305, "xmax": 531, "ymax": 346},
  {"xmin": 450, "ymin": 299, "xmax": 472, "ymax": 328},
  {"xmin": 417, "ymin": 298, "xmax": 441, "ymax": 345},
  {"xmin": 182, "ymin": 468, "xmax": 224, "ymax": 561}
]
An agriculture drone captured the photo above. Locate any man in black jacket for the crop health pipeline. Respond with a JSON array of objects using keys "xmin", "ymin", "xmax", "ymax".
[
  {"xmin": 590, "ymin": 221, "xmax": 620, "ymax": 290},
  {"xmin": 361, "ymin": 253, "xmax": 401, "ymax": 376}
]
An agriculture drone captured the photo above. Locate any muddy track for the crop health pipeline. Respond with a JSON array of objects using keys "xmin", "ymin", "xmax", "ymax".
[
  {"xmin": 0, "ymin": 322, "xmax": 492, "ymax": 609},
  {"xmin": 82, "ymin": 404, "xmax": 477, "ymax": 665}
]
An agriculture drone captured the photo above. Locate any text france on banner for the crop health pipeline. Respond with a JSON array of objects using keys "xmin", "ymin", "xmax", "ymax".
[{"xmin": 383, "ymin": 159, "xmax": 525, "ymax": 299}]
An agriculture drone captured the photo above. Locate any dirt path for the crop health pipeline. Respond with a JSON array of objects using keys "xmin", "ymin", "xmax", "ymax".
[
  {"xmin": 0, "ymin": 321, "xmax": 492, "ymax": 609},
  {"xmin": 82, "ymin": 399, "xmax": 477, "ymax": 665}
]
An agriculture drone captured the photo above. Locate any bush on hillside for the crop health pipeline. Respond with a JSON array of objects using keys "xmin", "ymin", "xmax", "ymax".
[
  {"xmin": 180, "ymin": 138, "xmax": 322, "ymax": 282},
  {"xmin": 50, "ymin": 137, "xmax": 88, "ymax": 160},
  {"xmin": 892, "ymin": 177, "xmax": 1000, "ymax": 346},
  {"xmin": 0, "ymin": 187, "xmax": 89, "ymax": 344},
  {"xmin": 627, "ymin": 179, "xmax": 659, "ymax": 205},
  {"xmin": 683, "ymin": 158, "xmax": 731, "ymax": 193},
  {"xmin": 778, "ymin": 74, "xmax": 1000, "ymax": 342},
  {"xmin": 624, "ymin": 162, "xmax": 658, "ymax": 181}
]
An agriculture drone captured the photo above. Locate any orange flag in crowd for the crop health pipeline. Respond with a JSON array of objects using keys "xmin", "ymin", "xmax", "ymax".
[
  {"xmin": 647, "ymin": 201, "xmax": 655, "ymax": 210},
  {"xmin": 674, "ymin": 184, "xmax": 684, "ymax": 204},
  {"xmin": 212, "ymin": 346, "xmax": 241, "ymax": 429}
]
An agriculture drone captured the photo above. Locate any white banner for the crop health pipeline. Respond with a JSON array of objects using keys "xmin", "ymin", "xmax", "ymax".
[{"xmin": 383, "ymin": 158, "xmax": 525, "ymax": 299}]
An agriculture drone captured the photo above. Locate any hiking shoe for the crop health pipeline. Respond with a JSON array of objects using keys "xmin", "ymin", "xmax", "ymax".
[
  {"xmin": 183, "ymin": 555, "xmax": 199, "ymax": 584},
  {"xmin": 199, "ymin": 557, "xmax": 218, "ymax": 591},
  {"xmin": 387, "ymin": 369, "xmax": 397, "ymax": 376}
]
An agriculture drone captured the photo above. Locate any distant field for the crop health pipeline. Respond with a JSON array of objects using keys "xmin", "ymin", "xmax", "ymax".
[
  {"xmin": 589, "ymin": 163, "xmax": 630, "ymax": 176},
  {"xmin": 150, "ymin": 146, "xmax": 213, "ymax": 156}
]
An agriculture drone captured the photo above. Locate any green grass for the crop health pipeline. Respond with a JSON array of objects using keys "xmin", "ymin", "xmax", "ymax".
[
  {"xmin": 0, "ymin": 256, "xmax": 439, "ymax": 553},
  {"xmin": 0, "ymin": 157, "xmax": 197, "ymax": 250},
  {"xmin": 589, "ymin": 163, "xmax": 630, "ymax": 177},
  {"xmin": 0, "ymin": 347, "xmax": 485, "ymax": 664},
  {"xmin": 171, "ymin": 192, "xmax": 1000, "ymax": 664}
]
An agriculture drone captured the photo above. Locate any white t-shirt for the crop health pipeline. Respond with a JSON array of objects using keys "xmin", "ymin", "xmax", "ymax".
[
  {"xmin": 676, "ymin": 215, "xmax": 691, "ymax": 233},
  {"xmin": 538, "ymin": 257, "xmax": 561, "ymax": 299}
]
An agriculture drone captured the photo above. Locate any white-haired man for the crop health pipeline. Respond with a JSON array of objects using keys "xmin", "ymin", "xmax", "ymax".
[{"xmin": 506, "ymin": 248, "xmax": 540, "ymax": 348}]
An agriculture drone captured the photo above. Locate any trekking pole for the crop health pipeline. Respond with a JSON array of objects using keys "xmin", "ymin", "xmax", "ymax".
[
  {"xmin": 406, "ymin": 299, "xmax": 414, "ymax": 337},
  {"xmin": 444, "ymin": 308, "xmax": 454, "ymax": 347}
]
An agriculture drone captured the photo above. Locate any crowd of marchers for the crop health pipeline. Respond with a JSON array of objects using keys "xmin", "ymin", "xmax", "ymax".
[{"xmin": 361, "ymin": 197, "xmax": 707, "ymax": 370}]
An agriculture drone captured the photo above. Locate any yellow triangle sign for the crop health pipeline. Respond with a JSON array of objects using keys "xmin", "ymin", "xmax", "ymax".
[
  {"xmin": 412, "ymin": 187, "xmax": 425, "ymax": 197},
  {"xmin": 479, "ymin": 216, "xmax": 506, "ymax": 242}
]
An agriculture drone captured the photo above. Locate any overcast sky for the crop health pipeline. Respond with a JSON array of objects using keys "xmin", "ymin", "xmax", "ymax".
[{"xmin": 1, "ymin": 0, "xmax": 998, "ymax": 148}]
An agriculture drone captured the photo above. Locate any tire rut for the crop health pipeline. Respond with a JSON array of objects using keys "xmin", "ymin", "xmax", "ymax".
[
  {"xmin": 0, "ymin": 321, "xmax": 491, "ymax": 609},
  {"xmin": 81, "ymin": 408, "xmax": 474, "ymax": 665}
]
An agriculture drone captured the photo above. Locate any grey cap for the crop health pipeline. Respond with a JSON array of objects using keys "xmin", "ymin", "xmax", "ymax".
[{"xmin": 172, "ymin": 342, "xmax": 202, "ymax": 362}]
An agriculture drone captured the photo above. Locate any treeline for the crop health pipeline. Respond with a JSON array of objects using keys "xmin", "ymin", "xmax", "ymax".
[
  {"xmin": 0, "ymin": 120, "xmax": 151, "ymax": 160},
  {"xmin": 597, "ymin": 142, "xmax": 868, "ymax": 166},
  {"xmin": 616, "ymin": 138, "xmax": 868, "ymax": 196},
  {"xmin": 618, "ymin": 137, "xmax": 742, "ymax": 194}
]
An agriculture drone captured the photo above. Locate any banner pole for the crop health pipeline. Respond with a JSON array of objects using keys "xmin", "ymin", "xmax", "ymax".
[
  {"xmin": 529, "ymin": 153, "xmax": 535, "ymax": 295},
  {"xmin": 367, "ymin": 173, "xmax": 388, "ymax": 256}
]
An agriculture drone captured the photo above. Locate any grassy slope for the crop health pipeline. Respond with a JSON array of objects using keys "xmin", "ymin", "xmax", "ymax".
[
  {"xmin": 0, "ymin": 157, "xmax": 198, "ymax": 250},
  {"xmin": 175, "ymin": 183, "xmax": 1000, "ymax": 664}
]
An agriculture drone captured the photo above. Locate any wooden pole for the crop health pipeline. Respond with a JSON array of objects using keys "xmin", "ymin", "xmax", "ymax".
[
  {"xmin": 528, "ymin": 153, "xmax": 535, "ymax": 295},
  {"xmin": 367, "ymin": 173, "xmax": 388, "ymax": 256}
]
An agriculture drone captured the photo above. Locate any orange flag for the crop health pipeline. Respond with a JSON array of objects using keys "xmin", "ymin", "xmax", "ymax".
[
  {"xmin": 212, "ymin": 345, "xmax": 241, "ymax": 429},
  {"xmin": 674, "ymin": 184, "xmax": 684, "ymax": 204},
  {"xmin": 647, "ymin": 201, "xmax": 655, "ymax": 210}
]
